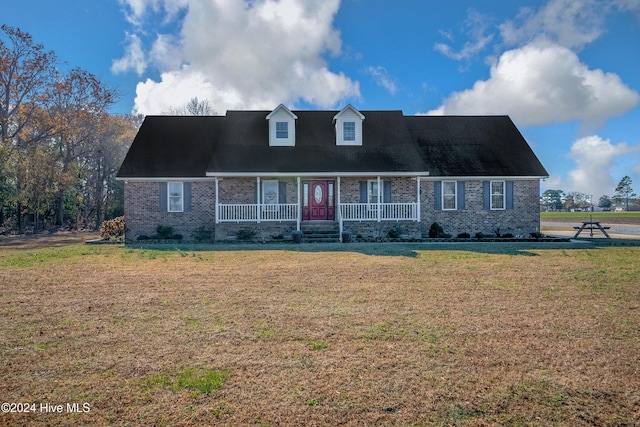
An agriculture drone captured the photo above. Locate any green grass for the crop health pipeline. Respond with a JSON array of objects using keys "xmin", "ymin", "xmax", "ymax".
[
  {"xmin": 309, "ymin": 340, "xmax": 328, "ymax": 350},
  {"xmin": 144, "ymin": 368, "xmax": 228, "ymax": 396},
  {"xmin": 1, "ymin": 245, "xmax": 106, "ymax": 267},
  {"xmin": 541, "ymin": 211, "xmax": 640, "ymax": 219}
]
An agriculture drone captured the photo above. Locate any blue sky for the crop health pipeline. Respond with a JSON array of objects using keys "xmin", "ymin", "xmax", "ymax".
[{"xmin": 5, "ymin": 0, "xmax": 640, "ymax": 199}]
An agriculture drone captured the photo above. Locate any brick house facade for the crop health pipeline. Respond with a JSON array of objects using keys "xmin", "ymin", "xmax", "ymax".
[{"xmin": 118, "ymin": 105, "xmax": 548, "ymax": 243}]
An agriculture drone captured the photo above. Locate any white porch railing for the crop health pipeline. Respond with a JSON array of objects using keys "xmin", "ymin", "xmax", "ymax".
[
  {"xmin": 217, "ymin": 203, "xmax": 418, "ymax": 223},
  {"xmin": 340, "ymin": 203, "xmax": 419, "ymax": 221},
  {"xmin": 217, "ymin": 203, "xmax": 298, "ymax": 222}
]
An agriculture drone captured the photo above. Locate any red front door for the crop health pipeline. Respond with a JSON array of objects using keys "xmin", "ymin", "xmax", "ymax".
[{"xmin": 303, "ymin": 180, "xmax": 335, "ymax": 220}]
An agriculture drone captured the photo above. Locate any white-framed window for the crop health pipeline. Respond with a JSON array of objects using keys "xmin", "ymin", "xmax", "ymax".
[
  {"xmin": 491, "ymin": 181, "xmax": 505, "ymax": 210},
  {"xmin": 267, "ymin": 105, "xmax": 297, "ymax": 146},
  {"xmin": 262, "ymin": 180, "xmax": 278, "ymax": 205},
  {"xmin": 168, "ymin": 182, "xmax": 183, "ymax": 212},
  {"xmin": 442, "ymin": 181, "xmax": 457, "ymax": 210},
  {"xmin": 343, "ymin": 122, "xmax": 356, "ymax": 141},
  {"xmin": 275, "ymin": 121, "xmax": 288, "ymax": 139},
  {"xmin": 367, "ymin": 180, "xmax": 379, "ymax": 204},
  {"xmin": 334, "ymin": 105, "xmax": 364, "ymax": 145}
]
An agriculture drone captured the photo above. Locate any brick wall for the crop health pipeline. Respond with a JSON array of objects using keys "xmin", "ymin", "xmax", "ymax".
[
  {"xmin": 219, "ymin": 177, "xmax": 299, "ymax": 203},
  {"xmin": 124, "ymin": 177, "xmax": 541, "ymax": 242},
  {"xmin": 421, "ymin": 179, "xmax": 541, "ymax": 237},
  {"xmin": 339, "ymin": 177, "xmax": 417, "ymax": 203},
  {"xmin": 124, "ymin": 181, "xmax": 216, "ymax": 242},
  {"xmin": 214, "ymin": 222, "xmax": 297, "ymax": 241}
]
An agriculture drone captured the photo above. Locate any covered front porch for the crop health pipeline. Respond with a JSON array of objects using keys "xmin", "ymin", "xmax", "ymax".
[{"xmin": 213, "ymin": 176, "xmax": 423, "ymax": 240}]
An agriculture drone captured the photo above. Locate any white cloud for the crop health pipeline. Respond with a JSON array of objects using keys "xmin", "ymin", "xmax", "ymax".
[
  {"xmin": 424, "ymin": 41, "xmax": 639, "ymax": 128},
  {"xmin": 499, "ymin": 0, "xmax": 606, "ymax": 50},
  {"xmin": 434, "ymin": 9, "xmax": 494, "ymax": 61},
  {"xmin": 566, "ymin": 135, "xmax": 638, "ymax": 196},
  {"xmin": 367, "ymin": 66, "xmax": 398, "ymax": 95},
  {"xmin": 117, "ymin": 0, "xmax": 360, "ymax": 114},
  {"xmin": 111, "ymin": 33, "xmax": 147, "ymax": 75}
]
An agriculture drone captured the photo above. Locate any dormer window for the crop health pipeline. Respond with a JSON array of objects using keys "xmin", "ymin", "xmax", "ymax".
[
  {"xmin": 267, "ymin": 104, "xmax": 297, "ymax": 146},
  {"xmin": 334, "ymin": 105, "xmax": 364, "ymax": 146},
  {"xmin": 343, "ymin": 122, "xmax": 356, "ymax": 141},
  {"xmin": 276, "ymin": 122, "xmax": 288, "ymax": 139}
]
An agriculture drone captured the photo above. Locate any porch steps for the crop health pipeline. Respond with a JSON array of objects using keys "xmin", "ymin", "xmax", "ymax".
[{"xmin": 300, "ymin": 222, "xmax": 340, "ymax": 243}]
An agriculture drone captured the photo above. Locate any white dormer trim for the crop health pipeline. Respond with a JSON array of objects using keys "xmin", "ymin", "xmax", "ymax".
[
  {"xmin": 334, "ymin": 104, "xmax": 365, "ymax": 146},
  {"xmin": 267, "ymin": 104, "xmax": 297, "ymax": 146}
]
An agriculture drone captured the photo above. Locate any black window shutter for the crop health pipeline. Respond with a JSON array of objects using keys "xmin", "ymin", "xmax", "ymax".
[
  {"xmin": 278, "ymin": 181, "xmax": 287, "ymax": 204},
  {"xmin": 482, "ymin": 181, "xmax": 490, "ymax": 210},
  {"xmin": 506, "ymin": 181, "xmax": 514, "ymax": 209},
  {"xmin": 457, "ymin": 181, "xmax": 465, "ymax": 210},
  {"xmin": 254, "ymin": 181, "xmax": 258, "ymax": 204},
  {"xmin": 359, "ymin": 181, "xmax": 367, "ymax": 203},
  {"xmin": 383, "ymin": 180, "xmax": 392, "ymax": 203},
  {"xmin": 184, "ymin": 182, "xmax": 192, "ymax": 212},
  {"xmin": 434, "ymin": 181, "xmax": 442, "ymax": 210},
  {"xmin": 159, "ymin": 182, "xmax": 168, "ymax": 212}
]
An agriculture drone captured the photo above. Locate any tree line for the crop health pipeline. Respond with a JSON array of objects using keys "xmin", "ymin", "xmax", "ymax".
[
  {"xmin": 1, "ymin": 25, "xmax": 142, "ymax": 232},
  {"xmin": 541, "ymin": 176, "xmax": 638, "ymax": 212}
]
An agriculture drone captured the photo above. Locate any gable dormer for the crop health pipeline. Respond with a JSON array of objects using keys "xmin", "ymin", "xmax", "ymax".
[
  {"xmin": 334, "ymin": 104, "xmax": 365, "ymax": 146},
  {"xmin": 266, "ymin": 104, "xmax": 297, "ymax": 146}
]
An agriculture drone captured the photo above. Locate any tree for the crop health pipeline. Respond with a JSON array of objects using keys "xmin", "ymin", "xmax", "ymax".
[
  {"xmin": 164, "ymin": 97, "xmax": 214, "ymax": 116},
  {"xmin": 0, "ymin": 25, "xmax": 57, "ymax": 228},
  {"xmin": 615, "ymin": 176, "xmax": 635, "ymax": 211},
  {"xmin": 80, "ymin": 113, "xmax": 141, "ymax": 228},
  {"xmin": 597, "ymin": 195, "xmax": 612, "ymax": 209},
  {"xmin": 540, "ymin": 189, "xmax": 564, "ymax": 211},
  {"xmin": 0, "ymin": 26, "xmax": 136, "ymax": 232},
  {"xmin": 48, "ymin": 67, "xmax": 117, "ymax": 226}
]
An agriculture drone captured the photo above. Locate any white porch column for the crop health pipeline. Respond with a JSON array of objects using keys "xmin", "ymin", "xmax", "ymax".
[
  {"xmin": 215, "ymin": 178, "xmax": 219, "ymax": 224},
  {"xmin": 377, "ymin": 176, "xmax": 381, "ymax": 222},
  {"xmin": 337, "ymin": 176, "xmax": 342, "ymax": 241},
  {"xmin": 256, "ymin": 177, "xmax": 261, "ymax": 223},
  {"xmin": 296, "ymin": 176, "xmax": 301, "ymax": 231},
  {"xmin": 416, "ymin": 177, "xmax": 421, "ymax": 222}
]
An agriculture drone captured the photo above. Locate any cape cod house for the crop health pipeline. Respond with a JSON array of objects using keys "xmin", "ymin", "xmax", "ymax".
[{"xmin": 116, "ymin": 104, "xmax": 548, "ymax": 242}]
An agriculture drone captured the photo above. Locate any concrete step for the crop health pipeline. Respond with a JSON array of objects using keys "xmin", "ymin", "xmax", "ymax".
[{"xmin": 300, "ymin": 222, "xmax": 340, "ymax": 242}]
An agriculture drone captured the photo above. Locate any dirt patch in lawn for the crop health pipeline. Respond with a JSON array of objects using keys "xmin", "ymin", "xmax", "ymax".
[
  {"xmin": 0, "ymin": 244, "xmax": 638, "ymax": 426},
  {"xmin": 0, "ymin": 231, "xmax": 100, "ymax": 251}
]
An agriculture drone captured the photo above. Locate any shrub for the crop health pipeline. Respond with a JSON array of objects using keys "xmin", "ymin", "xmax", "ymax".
[
  {"xmin": 530, "ymin": 232, "xmax": 544, "ymax": 239},
  {"xmin": 387, "ymin": 226, "xmax": 402, "ymax": 239},
  {"xmin": 137, "ymin": 234, "xmax": 150, "ymax": 241},
  {"xmin": 429, "ymin": 222, "xmax": 450, "ymax": 238},
  {"xmin": 457, "ymin": 232, "xmax": 471, "ymax": 239},
  {"xmin": 155, "ymin": 225, "xmax": 174, "ymax": 239},
  {"xmin": 236, "ymin": 229, "xmax": 256, "ymax": 241},
  {"xmin": 475, "ymin": 232, "xmax": 486, "ymax": 239},
  {"xmin": 192, "ymin": 226, "xmax": 213, "ymax": 242},
  {"xmin": 502, "ymin": 233, "xmax": 514, "ymax": 238},
  {"xmin": 99, "ymin": 216, "xmax": 125, "ymax": 240}
]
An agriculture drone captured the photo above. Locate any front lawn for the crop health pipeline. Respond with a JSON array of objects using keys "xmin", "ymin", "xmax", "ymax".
[{"xmin": 1, "ymin": 243, "xmax": 638, "ymax": 425}]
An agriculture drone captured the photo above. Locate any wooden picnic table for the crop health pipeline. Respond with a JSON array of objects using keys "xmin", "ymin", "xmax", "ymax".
[{"xmin": 573, "ymin": 221, "xmax": 611, "ymax": 238}]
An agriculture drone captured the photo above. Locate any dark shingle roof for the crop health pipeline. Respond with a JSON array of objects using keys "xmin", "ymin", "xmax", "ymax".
[
  {"xmin": 117, "ymin": 111, "xmax": 548, "ymax": 178},
  {"xmin": 206, "ymin": 110, "xmax": 427, "ymax": 174},
  {"xmin": 406, "ymin": 116, "xmax": 548, "ymax": 177},
  {"xmin": 116, "ymin": 116, "xmax": 224, "ymax": 178}
]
